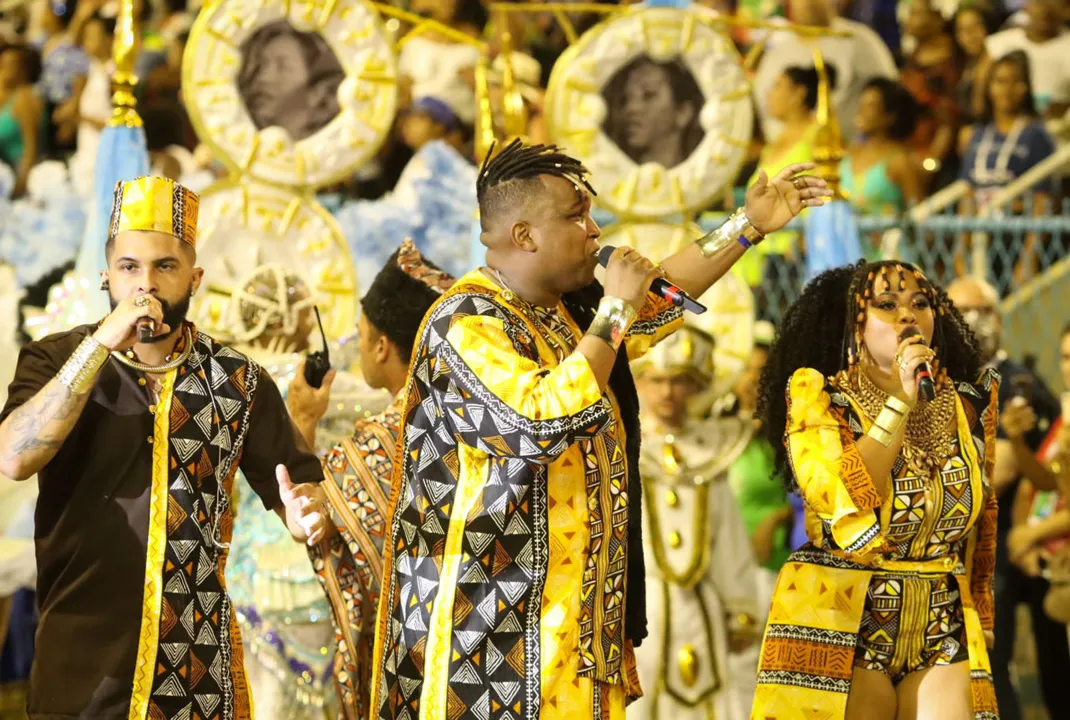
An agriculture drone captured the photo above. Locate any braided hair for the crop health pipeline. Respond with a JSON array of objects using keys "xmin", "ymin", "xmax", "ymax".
[
  {"xmin": 476, "ymin": 138, "xmax": 650, "ymax": 646},
  {"xmin": 476, "ymin": 139, "xmax": 597, "ymax": 230},
  {"xmin": 757, "ymin": 260, "xmax": 983, "ymax": 492}
]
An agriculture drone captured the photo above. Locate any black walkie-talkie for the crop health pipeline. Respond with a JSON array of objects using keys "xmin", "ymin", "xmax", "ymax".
[{"xmin": 303, "ymin": 306, "xmax": 331, "ymax": 388}]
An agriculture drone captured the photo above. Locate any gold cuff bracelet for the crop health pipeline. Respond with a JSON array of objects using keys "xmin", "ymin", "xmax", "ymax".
[
  {"xmin": 57, "ymin": 336, "xmax": 109, "ymax": 394},
  {"xmin": 587, "ymin": 296, "xmax": 637, "ymax": 352}
]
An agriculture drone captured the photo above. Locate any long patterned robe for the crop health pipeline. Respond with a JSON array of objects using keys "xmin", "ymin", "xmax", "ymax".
[
  {"xmin": 631, "ymin": 416, "xmax": 760, "ymax": 720},
  {"xmin": 309, "ymin": 396, "xmax": 404, "ymax": 720},
  {"xmin": 133, "ymin": 332, "xmax": 285, "ymax": 719},
  {"xmin": 369, "ymin": 271, "xmax": 683, "ymax": 719},
  {"xmin": 752, "ymin": 368, "xmax": 1001, "ymax": 720}
]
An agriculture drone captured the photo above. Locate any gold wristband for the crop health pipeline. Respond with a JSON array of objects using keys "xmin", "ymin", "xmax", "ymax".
[
  {"xmin": 867, "ymin": 400, "xmax": 908, "ymax": 446},
  {"xmin": 867, "ymin": 424, "xmax": 894, "ymax": 446},
  {"xmin": 587, "ymin": 296, "xmax": 637, "ymax": 352},
  {"xmin": 57, "ymin": 336, "xmax": 109, "ymax": 394},
  {"xmin": 694, "ymin": 208, "xmax": 764, "ymax": 257},
  {"xmin": 884, "ymin": 395, "xmax": 910, "ymax": 414}
]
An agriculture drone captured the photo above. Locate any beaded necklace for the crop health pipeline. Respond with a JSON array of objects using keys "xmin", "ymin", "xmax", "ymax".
[{"xmin": 836, "ymin": 366, "xmax": 958, "ymax": 476}]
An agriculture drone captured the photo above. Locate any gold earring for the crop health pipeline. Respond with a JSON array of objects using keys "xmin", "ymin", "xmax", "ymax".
[{"xmin": 99, "ymin": 275, "xmax": 110, "ymax": 291}]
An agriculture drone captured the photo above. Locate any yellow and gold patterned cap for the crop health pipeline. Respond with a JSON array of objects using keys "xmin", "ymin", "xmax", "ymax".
[
  {"xmin": 108, "ymin": 176, "xmax": 199, "ymax": 247},
  {"xmin": 633, "ymin": 325, "xmax": 716, "ymax": 386}
]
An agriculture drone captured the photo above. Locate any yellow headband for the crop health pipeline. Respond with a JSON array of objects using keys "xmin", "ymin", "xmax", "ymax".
[{"xmin": 108, "ymin": 176, "xmax": 199, "ymax": 247}]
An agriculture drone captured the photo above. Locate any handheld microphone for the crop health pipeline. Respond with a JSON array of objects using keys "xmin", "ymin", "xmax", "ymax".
[
  {"xmin": 136, "ymin": 318, "xmax": 155, "ymax": 343},
  {"xmin": 597, "ymin": 246, "xmax": 707, "ymax": 315},
  {"xmin": 899, "ymin": 327, "xmax": 936, "ymax": 402}
]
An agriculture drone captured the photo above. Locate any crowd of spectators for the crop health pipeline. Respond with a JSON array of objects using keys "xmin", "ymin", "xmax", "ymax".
[
  {"xmin": 0, "ymin": 0, "xmax": 1066, "ymax": 199},
  {"xmin": 0, "ymin": 0, "xmax": 1067, "ymax": 293}
]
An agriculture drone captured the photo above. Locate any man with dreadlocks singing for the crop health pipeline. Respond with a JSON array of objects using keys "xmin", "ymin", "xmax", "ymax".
[
  {"xmin": 368, "ymin": 139, "xmax": 830, "ymax": 719},
  {"xmin": 753, "ymin": 261, "xmax": 1000, "ymax": 720}
]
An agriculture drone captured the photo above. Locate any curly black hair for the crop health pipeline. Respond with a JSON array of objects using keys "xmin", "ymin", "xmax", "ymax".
[
  {"xmin": 862, "ymin": 78, "xmax": 919, "ymax": 141},
  {"xmin": 756, "ymin": 260, "xmax": 983, "ymax": 492}
]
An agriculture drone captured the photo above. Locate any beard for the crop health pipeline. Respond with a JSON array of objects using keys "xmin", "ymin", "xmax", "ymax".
[{"xmin": 110, "ymin": 286, "xmax": 193, "ymax": 343}]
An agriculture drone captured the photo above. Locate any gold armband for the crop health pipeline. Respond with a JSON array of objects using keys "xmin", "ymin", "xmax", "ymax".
[
  {"xmin": 587, "ymin": 297, "xmax": 637, "ymax": 352},
  {"xmin": 57, "ymin": 336, "xmax": 109, "ymax": 394},
  {"xmin": 694, "ymin": 208, "xmax": 765, "ymax": 257},
  {"xmin": 867, "ymin": 396, "xmax": 910, "ymax": 446}
]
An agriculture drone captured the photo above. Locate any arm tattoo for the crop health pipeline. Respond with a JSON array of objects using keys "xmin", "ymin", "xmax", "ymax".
[{"xmin": 0, "ymin": 379, "xmax": 91, "ymax": 477}]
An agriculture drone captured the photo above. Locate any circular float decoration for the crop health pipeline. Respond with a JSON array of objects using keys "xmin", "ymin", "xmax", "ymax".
[
  {"xmin": 183, "ymin": 0, "xmax": 398, "ymax": 189},
  {"xmin": 598, "ymin": 222, "xmax": 754, "ymax": 403},
  {"xmin": 190, "ymin": 180, "xmax": 358, "ymax": 341},
  {"xmin": 545, "ymin": 6, "xmax": 752, "ymax": 220}
]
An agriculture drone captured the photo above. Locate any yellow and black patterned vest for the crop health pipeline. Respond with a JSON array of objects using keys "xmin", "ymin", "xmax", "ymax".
[{"xmin": 128, "ymin": 331, "xmax": 261, "ymax": 720}]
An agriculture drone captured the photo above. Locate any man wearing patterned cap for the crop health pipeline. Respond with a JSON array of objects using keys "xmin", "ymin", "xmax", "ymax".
[
  {"xmin": 630, "ymin": 325, "xmax": 761, "ymax": 720},
  {"xmin": 287, "ymin": 239, "xmax": 455, "ymax": 720},
  {"xmin": 0, "ymin": 176, "xmax": 331, "ymax": 719}
]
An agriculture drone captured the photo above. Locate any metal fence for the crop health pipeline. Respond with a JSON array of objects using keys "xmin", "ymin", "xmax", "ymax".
[{"xmin": 689, "ymin": 193, "xmax": 1070, "ymax": 391}]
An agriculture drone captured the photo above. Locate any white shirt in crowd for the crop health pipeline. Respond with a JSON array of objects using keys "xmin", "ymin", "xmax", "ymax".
[
  {"xmin": 986, "ymin": 27, "xmax": 1070, "ymax": 116},
  {"xmin": 70, "ymin": 58, "xmax": 114, "ymax": 195},
  {"xmin": 398, "ymin": 36, "xmax": 479, "ymax": 126},
  {"xmin": 752, "ymin": 16, "xmax": 898, "ymax": 143}
]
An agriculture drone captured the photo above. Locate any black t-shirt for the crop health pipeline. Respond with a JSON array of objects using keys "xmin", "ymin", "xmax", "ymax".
[
  {"xmin": 0, "ymin": 325, "xmax": 321, "ymax": 718},
  {"xmin": 994, "ymin": 356, "xmax": 1061, "ymax": 536}
]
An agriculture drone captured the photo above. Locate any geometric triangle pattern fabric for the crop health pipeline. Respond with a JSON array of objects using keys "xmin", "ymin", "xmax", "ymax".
[
  {"xmin": 308, "ymin": 396, "xmax": 404, "ymax": 720},
  {"xmin": 752, "ymin": 367, "xmax": 1002, "ymax": 720},
  {"xmin": 370, "ymin": 273, "xmax": 681, "ymax": 719},
  {"xmin": 142, "ymin": 331, "xmax": 260, "ymax": 720}
]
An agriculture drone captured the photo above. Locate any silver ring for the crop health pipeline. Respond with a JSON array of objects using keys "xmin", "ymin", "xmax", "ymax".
[{"xmin": 133, "ymin": 295, "xmax": 151, "ymax": 307}]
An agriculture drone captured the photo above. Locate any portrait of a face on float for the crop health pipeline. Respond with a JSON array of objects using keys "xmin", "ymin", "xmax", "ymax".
[
  {"xmin": 600, "ymin": 54, "xmax": 706, "ymax": 171},
  {"xmin": 236, "ymin": 21, "xmax": 345, "ymax": 143},
  {"xmin": 543, "ymin": 5, "xmax": 752, "ymax": 220}
]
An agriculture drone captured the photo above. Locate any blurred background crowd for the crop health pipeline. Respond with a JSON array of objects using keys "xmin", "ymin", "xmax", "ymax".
[
  {"xmin": 1, "ymin": 0, "xmax": 1068, "ymax": 299},
  {"xmin": 1, "ymin": 0, "xmax": 1070, "ymax": 718}
]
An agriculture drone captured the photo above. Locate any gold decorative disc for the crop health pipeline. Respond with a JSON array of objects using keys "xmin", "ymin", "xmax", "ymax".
[
  {"xmin": 190, "ymin": 180, "xmax": 358, "ymax": 341},
  {"xmin": 597, "ymin": 222, "xmax": 755, "ymax": 403},
  {"xmin": 544, "ymin": 6, "xmax": 753, "ymax": 220},
  {"xmin": 182, "ymin": 0, "xmax": 398, "ymax": 189}
]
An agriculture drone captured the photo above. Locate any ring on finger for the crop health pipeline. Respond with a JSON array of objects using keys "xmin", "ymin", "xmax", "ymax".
[
  {"xmin": 133, "ymin": 295, "xmax": 151, "ymax": 307},
  {"xmin": 792, "ymin": 177, "xmax": 807, "ymax": 190}
]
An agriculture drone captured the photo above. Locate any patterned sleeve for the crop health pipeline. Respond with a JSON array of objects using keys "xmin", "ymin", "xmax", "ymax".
[
  {"xmin": 305, "ymin": 418, "xmax": 397, "ymax": 716},
  {"xmin": 963, "ymin": 367, "xmax": 1001, "ymax": 631},
  {"xmin": 785, "ymin": 368, "xmax": 885, "ymax": 556},
  {"xmin": 623, "ymin": 295, "xmax": 685, "ymax": 362},
  {"xmin": 435, "ymin": 296, "xmax": 612, "ymax": 464},
  {"xmin": 311, "ymin": 422, "xmax": 393, "ymax": 594}
]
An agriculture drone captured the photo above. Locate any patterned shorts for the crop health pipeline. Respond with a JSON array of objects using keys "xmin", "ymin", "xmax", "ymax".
[{"xmin": 854, "ymin": 572, "xmax": 970, "ymax": 683}]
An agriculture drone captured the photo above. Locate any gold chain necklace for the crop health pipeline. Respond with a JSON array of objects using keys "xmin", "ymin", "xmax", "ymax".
[
  {"xmin": 111, "ymin": 326, "xmax": 195, "ymax": 373},
  {"xmin": 488, "ymin": 267, "xmax": 574, "ymax": 353},
  {"xmin": 837, "ymin": 367, "xmax": 958, "ymax": 476}
]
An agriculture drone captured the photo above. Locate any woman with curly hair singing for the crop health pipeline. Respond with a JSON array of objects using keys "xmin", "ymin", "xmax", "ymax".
[{"xmin": 751, "ymin": 260, "xmax": 999, "ymax": 720}]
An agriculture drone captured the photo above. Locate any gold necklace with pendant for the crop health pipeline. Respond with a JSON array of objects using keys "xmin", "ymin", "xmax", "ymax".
[{"xmin": 837, "ymin": 367, "xmax": 958, "ymax": 476}]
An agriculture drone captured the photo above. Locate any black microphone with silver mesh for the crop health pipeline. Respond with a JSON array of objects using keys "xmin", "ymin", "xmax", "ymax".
[{"xmin": 597, "ymin": 246, "xmax": 707, "ymax": 314}]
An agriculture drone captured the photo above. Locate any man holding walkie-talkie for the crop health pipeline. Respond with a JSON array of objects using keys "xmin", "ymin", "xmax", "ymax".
[{"xmin": 284, "ymin": 239, "xmax": 455, "ymax": 719}]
